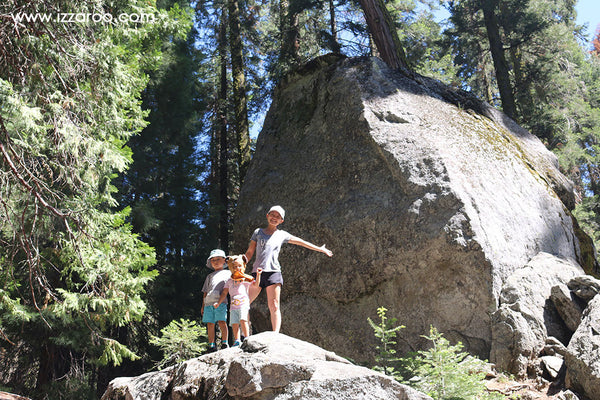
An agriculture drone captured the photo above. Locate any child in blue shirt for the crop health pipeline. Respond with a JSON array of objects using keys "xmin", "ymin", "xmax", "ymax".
[{"xmin": 201, "ymin": 249, "xmax": 231, "ymax": 352}]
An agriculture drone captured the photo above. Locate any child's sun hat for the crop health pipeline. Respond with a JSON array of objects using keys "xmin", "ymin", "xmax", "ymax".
[{"xmin": 206, "ymin": 249, "xmax": 226, "ymax": 269}]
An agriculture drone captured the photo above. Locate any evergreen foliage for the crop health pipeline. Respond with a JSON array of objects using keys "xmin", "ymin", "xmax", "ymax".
[
  {"xmin": 109, "ymin": 0, "xmax": 212, "ymax": 389},
  {"xmin": 367, "ymin": 306, "xmax": 405, "ymax": 379},
  {"xmin": 406, "ymin": 327, "xmax": 502, "ymax": 400},
  {"xmin": 385, "ymin": 0, "xmax": 459, "ymax": 83},
  {"xmin": 114, "ymin": 0, "xmax": 209, "ymax": 327},
  {"xmin": 368, "ymin": 309, "xmax": 502, "ymax": 400},
  {"xmin": 0, "ymin": 0, "xmax": 191, "ymax": 396},
  {"xmin": 149, "ymin": 318, "xmax": 208, "ymax": 369}
]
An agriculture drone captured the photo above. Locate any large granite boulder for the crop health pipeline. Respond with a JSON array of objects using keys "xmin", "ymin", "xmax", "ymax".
[
  {"xmin": 101, "ymin": 332, "xmax": 430, "ymax": 400},
  {"xmin": 232, "ymin": 55, "xmax": 597, "ymax": 364}
]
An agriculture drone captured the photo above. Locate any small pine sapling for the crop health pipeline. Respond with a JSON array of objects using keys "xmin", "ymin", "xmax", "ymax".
[
  {"xmin": 367, "ymin": 306, "xmax": 405, "ymax": 379},
  {"xmin": 150, "ymin": 319, "xmax": 208, "ymax": 369},
  {"xmin": 406, "ymin": 326, "xmax": 502, "ymax": 400}
]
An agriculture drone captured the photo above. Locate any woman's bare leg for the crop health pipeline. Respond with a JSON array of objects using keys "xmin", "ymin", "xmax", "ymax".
[{"xmin": 266, "ymin": 284, "xmax": 282, "ymax": 332}]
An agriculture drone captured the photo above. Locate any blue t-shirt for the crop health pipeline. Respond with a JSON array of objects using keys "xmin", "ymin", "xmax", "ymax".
[{"xmin": 250, "ymin": 228, "xmax": 294, "ymax": 273}]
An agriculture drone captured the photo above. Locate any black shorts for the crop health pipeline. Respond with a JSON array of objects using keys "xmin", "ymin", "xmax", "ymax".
[{"xmin": 252, "ymin": 271, "xmax": 283, "ymax": 288}]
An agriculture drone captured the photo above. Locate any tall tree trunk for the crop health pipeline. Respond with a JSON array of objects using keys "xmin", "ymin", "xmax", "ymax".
[
  {"xmin": 329, "ymin": 0, "xmax": 341, "ymax": 53},
  {"xmin": 357, "ymin": 0, "xmax": 411, "ymax": 74},
  {"xmin": 280, "ymin": 0, "xmax": 301, "ymax": 66},
  {"xmin": 36, "ymin": 342, "xmax": 69, "ymax": 392},
  {"xmin": 279, "ymin": 0, "xmax": 288, "ymax": 46},
  {"xmin": 228, "ymin": 0, "xmax": 251, "ymax": 183},
  {"xmin": 509, "ymin": 46, "xmax": 534, "ymax": 123},
  {"xmin": 480, "ymin": 0, "xmax": 517, "ymax": 120},
  {"xmin": 36, "ymin": 343, "xmax": 52, "ymax": 390},
  {"xmin": 217, "ymin": 9, "xmax": 229, "ymax": 251},
  {"xmin": 477, "ymin": 42, "xmax": 493, "ymax": 104}
]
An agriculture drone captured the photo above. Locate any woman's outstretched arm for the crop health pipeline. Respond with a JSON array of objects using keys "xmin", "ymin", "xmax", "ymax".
[{"xmin": 288, "ymin": 237, "xmax": 333, "ymax": 257}]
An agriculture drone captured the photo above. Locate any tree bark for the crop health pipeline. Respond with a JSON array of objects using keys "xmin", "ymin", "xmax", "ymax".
[
  {"xmin": 280, "ymin": 0, "xmax": 301, "ymax": 66},
  {"xmin": 480, "ymin": 0, "xmax": 517, "ymax": 119},
  {"xmin": 357, "ymin": 0, "xmax": 410, "ymax": 74},
  {"xmin": 228, "ymin": 0, "xmax": 251, "ymax": 183},
  {"xmin": 329, "ymin": 0, "xmax": 341, "ymax": 53},
  {"xmin": 36, "ymin": 343, "xmax": 69, "ymax": 392},
  {"xmin": 217, "ymin": 9, "xmax": 229, "ymax": 250}
]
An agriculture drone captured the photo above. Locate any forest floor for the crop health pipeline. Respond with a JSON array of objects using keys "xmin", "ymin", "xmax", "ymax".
[{"xmin": 485, "ymin": 376, "xmax": 570, "ymax": 399}]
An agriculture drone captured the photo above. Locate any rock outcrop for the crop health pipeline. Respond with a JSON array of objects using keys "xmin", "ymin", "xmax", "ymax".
[
  {"xmin": 490, "ymin": 270, "xmax": 600, "ymax": 398},
  {"xmin": 568, "ymin": 275, "xmax": 600, "ymax": 302},
  {"xmin": 101, "ymin": 332, "xmax": 431, "ymax": 400},
  {"xmin": 565, "ymin": 284, "xmax": 600, "ymax": 399},
  {"xmin": 490, "ymin": 253, "xmax": 582, "ymax": 377},
  {"xmin": 0, "ymin": 392, "xmax": 32, "ymax": 400},
  {"xmin": 232, "ymin": 55, "xmax": 597, "ymax": 364},
  {"xmin": 551, "ymin": 284, "xmax": 585, "ymax": 334}
]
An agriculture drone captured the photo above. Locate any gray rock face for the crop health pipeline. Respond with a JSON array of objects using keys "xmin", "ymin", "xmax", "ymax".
[
  {"xmin": 101, "ymin": 333, "xmax": 430, "ymax": 400},
  {"xmin": 543, "ymin": 336, "xmax": 569, "ymax": 358},
  {"xmin": 567, "ymin": 275, "xmax": 600, "ymax": 303},
  {"xmin": 566, "ymin": 296, "xmax": 600, "ymax": 399},
  {"xmin": 490, "ymin": 253, "xmax": 583, "ymax": 377},
  {"xmin": 540, "ymin": 355, "xmax": 564, "ymax": 380},
  {"xmin": 232, "ymin": 55, "xmax": 594, "ymax": 363},
  {"xmin": 551, "ymin": 284, "xmax": 585, "ymax": 333},
  {"xmin": 0, "ymin": 392, "xmax": 32, "ymax": 400},
  {"xmin": 556, "ymin": 390, "xmax": 581, "ymax": 400}
]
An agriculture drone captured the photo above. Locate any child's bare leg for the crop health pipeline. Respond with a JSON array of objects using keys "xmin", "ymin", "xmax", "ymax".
[
  {"xmin": 240, "ymin": 320, "xmax": 249, "ymax": 338},
  {"xmin": 218, "ymin": 320, "xmax": 228, "ymax": 342},
  {"xmin": 207, "ymin": 322, "xmax": 216, "ymax": 343},
  {"xmin": 232, "ymin": 323, "xmax": 240, "ymax": 342}
]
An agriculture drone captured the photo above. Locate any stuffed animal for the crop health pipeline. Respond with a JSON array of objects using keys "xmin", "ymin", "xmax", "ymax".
[{"xmin": 227, "ymin": 254, "xmax": 254, "ymax": 282}]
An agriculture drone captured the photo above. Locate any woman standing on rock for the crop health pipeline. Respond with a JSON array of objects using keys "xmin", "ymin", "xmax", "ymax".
[{"xmin": 245, "ymin": 205, "xmax": 333, "ymax": 333}]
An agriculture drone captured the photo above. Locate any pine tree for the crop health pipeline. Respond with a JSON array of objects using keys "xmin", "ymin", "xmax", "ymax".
[
  {"xmin": 385, "ymin": 0, "xmax": 459, "ymax": 84},
  {"xmin": 367, "ymin": 307, "xmax": 405, "ymax": 379},
  {"xmin": 0, "ymin": 0, "xmax": 191, "ymax": 396},
  {"xmin": 216, "ymin": 3, "xmax": 232, "ymax": 250},
  {"xmin": 407, "ymin": 327, "xmax": 499, "ymax": 400},
  {"xmin": 228, "ymin": 0, "xmax": 252, "ymax": 183},
  {"xmin": 114, "ymin": 2, "xmax": 209, "ymax": 329},
  {"xmin": 109, "ymin": 6, "xmax": 216, "ymax": 391},
  {"xmin": 480, "ymin": 0, "xmax": 517, "ymax": 119},
  {"xmin": 149, "ymin": 319, "xmax": 208, "ymax": 369},
  {"xmin": 358, "ymin": 0, "xmax": 411, "ymax": 73}
]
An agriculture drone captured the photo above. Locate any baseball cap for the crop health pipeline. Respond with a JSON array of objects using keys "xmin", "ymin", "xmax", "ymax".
[{"xmin": 268, "ymin": 205, "xmax": 285, "ymax": 220}]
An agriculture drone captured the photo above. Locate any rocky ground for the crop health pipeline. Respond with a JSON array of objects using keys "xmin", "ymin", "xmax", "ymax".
[
  {"xmin": 485, "ymin": 377, "xmax": 574, "ymax": 399},
  {"xmin": 0, "ymin": 375, "xmax": 580, "ymax": 400}
]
